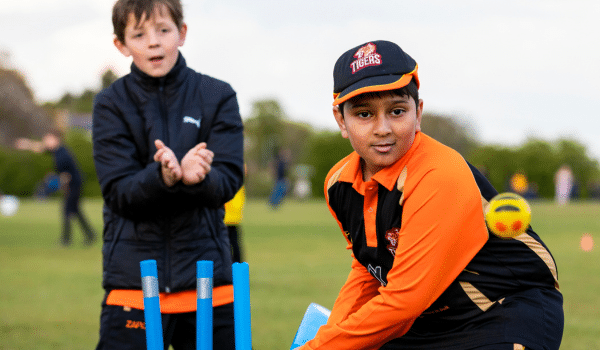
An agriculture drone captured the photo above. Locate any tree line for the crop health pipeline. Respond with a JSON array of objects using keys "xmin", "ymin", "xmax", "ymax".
[
  {"xmin": 1, "ymin": 66, "xmax": 599, "ymax": 200},
  {"xmin": 244, "ymin": 100, "xmax": 600, "ymax": 200}
]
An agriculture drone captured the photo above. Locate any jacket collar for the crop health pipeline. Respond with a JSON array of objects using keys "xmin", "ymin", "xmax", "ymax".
[
  {"xmin": 337, "ymin": 132, "xmax": 422, "ymax": 194},
  {"xmin": 130, "ymin": 51, "xmax": 187, "ymax": 91}
]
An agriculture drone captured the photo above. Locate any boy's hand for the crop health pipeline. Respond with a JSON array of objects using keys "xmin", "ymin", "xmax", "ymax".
[
  {"xmin": 14, "ymin": 138, "xmax": 44, "ymax": 153},
  {"xmin": 181, "ymin": 142, "xmax": 214, "ymax": 185},
  {"xmin": 154, "ymin": 139, "xmax": 182, "ymax": 187}
]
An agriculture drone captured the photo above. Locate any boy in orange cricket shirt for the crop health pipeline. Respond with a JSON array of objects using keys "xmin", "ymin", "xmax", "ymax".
[{"xmin": 298, "ymin": 41, "xmax": 563, "ymax": 350}]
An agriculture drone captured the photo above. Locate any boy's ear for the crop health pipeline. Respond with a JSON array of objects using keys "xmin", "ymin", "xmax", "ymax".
[
  {"xmin": 415, "ymin": 99, "xmax": 424, "ymax": 132},
  {"xmin": 333, "ymin": 106, "xmax": 349, "ymax": 139},
  {"xmin": 113, "ymin": 36, "xmax": 131, "ymax": 57},
  {"xmin": 178, "ymin": 23, "xmax": 188, "ymax": 47}
]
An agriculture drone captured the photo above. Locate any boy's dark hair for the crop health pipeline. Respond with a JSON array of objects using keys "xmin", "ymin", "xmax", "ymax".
[
  {"xmin": 339, "ymin": 79, "xmax": 419, "ymax": 116},
  {"xmin": 112, "ymin": 0, "xmax": 184, "ymax": 44}
]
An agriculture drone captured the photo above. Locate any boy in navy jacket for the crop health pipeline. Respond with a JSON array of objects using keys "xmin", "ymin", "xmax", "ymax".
[{"xmin": 92, "ymin": 0, "xmax": 243, "ymax": 348}]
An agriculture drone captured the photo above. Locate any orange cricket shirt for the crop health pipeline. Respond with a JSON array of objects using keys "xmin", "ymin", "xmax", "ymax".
[{"xmin": 301, "ymin": 132, "xmax": 489, "ymax": 350}]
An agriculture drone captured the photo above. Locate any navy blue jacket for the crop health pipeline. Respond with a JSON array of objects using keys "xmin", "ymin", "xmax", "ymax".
[
  {"xmin": 52, "ymin": 146, "xmax": 82, "ymax": 188},
  {"xmin": 51, "ymin": 146, "xmax": 83, "ymax": 213},
  {"xmin": 92, "ymin": 54, "xmax": 244, "ymax": 293}
]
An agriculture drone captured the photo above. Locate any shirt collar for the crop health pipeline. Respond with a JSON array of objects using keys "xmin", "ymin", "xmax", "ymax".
[{"xmin": 337, "ymin": 132, "xmax": 422, "ymax": 194}]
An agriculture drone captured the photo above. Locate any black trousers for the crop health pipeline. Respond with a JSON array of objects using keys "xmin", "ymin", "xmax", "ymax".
[
  {"xmin": 61, "ymin": 189, "xmax": 96, "ymax": 245},
  {"xmin": 227, "ymin": 225, "xmax": 242, "ymax": 263},
  {"xmin": 61, "ymin": 210, "xmax": 96, "ymax": 245},
  {"xmin": 96, "ymin": 303, "xmax": 235, "ymax": 350}
]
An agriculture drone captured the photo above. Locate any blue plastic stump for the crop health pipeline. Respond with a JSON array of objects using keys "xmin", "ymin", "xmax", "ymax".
[
  {"xmin": 232, "ymin": 262, "xmax": 251, "ymax": 350},
  {"xmin": 140, "ymin": 260, "xmax": 164, "ymax": 350},
  {"xmin": 197, "ymin": 260, "xmax": 213, "ymax": 350}
]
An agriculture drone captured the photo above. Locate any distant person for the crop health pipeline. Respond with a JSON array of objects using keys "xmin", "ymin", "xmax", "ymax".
[
  {"xmin": 92, "ymin": 0, "xmax": 244, "ymax": 348},
  {"xmin": 224, "ymin": 186, "xmax": 245, "ymax": 263},
  {"xmin": 509, "ymin": 171, "xmax": 528, "ymax": 196},
  {"xmin": 523, "ymin": 181, "xmax": 539, "ymax": 200},
  {"xmin": 16, "ymin": 130, "xmax": 97, "ymax": 246},
  {"xmin": 554, "ymin": 164, "xmax": 574, "ymax": 205},
  {"xmin": 268, "ymin": 148, "xmax": 291, "ymax": 208}
]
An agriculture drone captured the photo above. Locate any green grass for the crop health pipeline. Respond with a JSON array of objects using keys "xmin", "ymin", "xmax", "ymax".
[
  {"xmin": 0, "ymin": 199, "xmax": 104, "ymax": 349},
  {"xmin": 0, "ymin": 198, "xmax": 598, "ymax": 349}
]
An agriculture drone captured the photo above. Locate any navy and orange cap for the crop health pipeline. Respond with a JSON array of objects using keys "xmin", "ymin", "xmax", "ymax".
[{"xmin": 333, "ymin": 40, "xmax": 419, "ymax": 106}]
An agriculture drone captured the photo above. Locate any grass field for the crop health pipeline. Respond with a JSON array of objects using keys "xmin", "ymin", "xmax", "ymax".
[{"xmin": 0, "ymin": 197, "xmax": 599, "ymax": 349}]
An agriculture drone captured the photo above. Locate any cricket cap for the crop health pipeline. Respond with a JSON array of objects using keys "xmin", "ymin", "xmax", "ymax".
[{"xmin": 333, "ymin": 40, "xmax": 419, "ymax": 106}]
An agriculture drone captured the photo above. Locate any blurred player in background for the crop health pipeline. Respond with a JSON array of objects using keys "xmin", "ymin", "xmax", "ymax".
[
  {"xmin": 268, "ymin": 148, "xmax": 291, "ymax": 208},
  {"xmin": 554, "ymin": 164, "xmax": 574, "ymax": 205},
  {"xmin": 16, "ymin": 130, "xmax": 97, "ymax": 246},
  {"xmin": 224, "ymin": 185, "xmax": 245, "ymax": 263}
]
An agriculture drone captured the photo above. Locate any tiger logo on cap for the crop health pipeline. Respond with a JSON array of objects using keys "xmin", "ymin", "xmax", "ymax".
[
  {"xmin": 351, "ymin": 42, "xmax": 382, "ymax": 74},
  {"xmin": 354, "ymin": 43, "xmax": 377, "ymax": 59}
]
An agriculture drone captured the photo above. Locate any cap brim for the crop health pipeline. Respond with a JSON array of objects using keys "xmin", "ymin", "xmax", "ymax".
[{"xmin": 333, "ymin": 70, "xmax": 418, "ymax": 106}]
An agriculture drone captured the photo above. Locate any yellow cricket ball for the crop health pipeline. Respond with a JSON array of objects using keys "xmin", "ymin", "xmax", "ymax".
[{"xmin": 485, "ymin": 192, "xmax": 531, "ymax": 239}]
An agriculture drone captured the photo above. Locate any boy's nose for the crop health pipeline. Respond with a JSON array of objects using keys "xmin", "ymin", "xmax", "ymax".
[
  {"xmin": 373, "ymin": 115, "xmax": 392, "ymax": 135},
  {"xmin": 147, "ymin": 31, "xmax": 160, "ymax": 47}
]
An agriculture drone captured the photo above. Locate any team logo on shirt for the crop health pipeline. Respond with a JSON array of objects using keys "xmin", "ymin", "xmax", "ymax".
[
  {"xmin": 385, "ymin": 227, "xmax": 400, "ymax": 256},
  {"xmin": 350, "ymin": 43, "xmax": 382, "ymax": 74}
]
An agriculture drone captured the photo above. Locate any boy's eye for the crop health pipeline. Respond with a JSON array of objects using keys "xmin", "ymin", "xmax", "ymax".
[
  {"xmin": 161, "ymin": 28, "xmax": 170, "ymax": 33},
  {"xmin": 391, "ymin": 108, "xmax": 405, "ymax": 116},
  {"xmin": 357, "ymin": 111, "xmax": 371, "ymax": 118},
  {"xmin": 132, "ymin": 32, "xmax": 143, "ymax": 38}
]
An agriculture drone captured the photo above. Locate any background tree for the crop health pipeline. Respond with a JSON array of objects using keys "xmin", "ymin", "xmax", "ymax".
[
  {"xmin": 515, "ymin": 139, "xmax": 557, "ymax": 198},
  {"xmin": 0, "ymin": 66, "xmax": 51, "ymax": 147},
  {"xmin": 245, "ymin": 99, "xmax": 285, "ymax": 168},
  {"xmin": 468, "ymin": 145, "xmax": 517, "ymax": 193},
  {"xmin": 302, "ymin": 130, "xmax": 354, "ymax": 198},
  {"xmin": 420, "ymin": 112, "xmax": 478, "ymax": 157},
  {"xmin": 101, "ymin": 68, "xmax": 119, "ymax": 90},
  {"xmin": 243, "ymin": 99, "xmax": 312, "ymax": 197},
  {"xmin": 553, "ymin": 139, "xmax": 599, "ymax": 198},
  {"xmin": 468, "ymin": 138, "xmax": 600, "ymax": 199},
  {"xmin": 1, "ymin": 56, "xmax": 599, "ymax": 200}
]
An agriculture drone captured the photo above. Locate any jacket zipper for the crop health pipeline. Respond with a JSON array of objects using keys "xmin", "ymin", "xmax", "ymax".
[{"xmin": 158, "ymin": 81, "xmax": 172, "ymax": 293}]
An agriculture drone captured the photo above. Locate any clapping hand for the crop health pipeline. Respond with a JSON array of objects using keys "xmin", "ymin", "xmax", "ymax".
[
  {"xmin": 181, "ymin": 142, "xmax": 214, "ymax": 185},
  {"xmin": 154, "ymin": 139, "xmax": 182, "ymax": 187},
  {"xmin": 154, "ymin": 140, "xmax": 214, "ymax": 187}
]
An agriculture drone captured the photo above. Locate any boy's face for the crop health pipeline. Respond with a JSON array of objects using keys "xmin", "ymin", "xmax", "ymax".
[
  {"xmin": 114, "ymin": 5, "xmax": 187, "ymax": 78},
  {"xmin": 334, "ymin": 92, "xmax": 423, "ymax": 180}
]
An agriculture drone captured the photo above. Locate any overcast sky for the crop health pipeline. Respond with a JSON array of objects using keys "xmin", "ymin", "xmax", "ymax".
[{"xmin": 2, "ymin": 0, "xmax": 599, "ymax": 161}]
